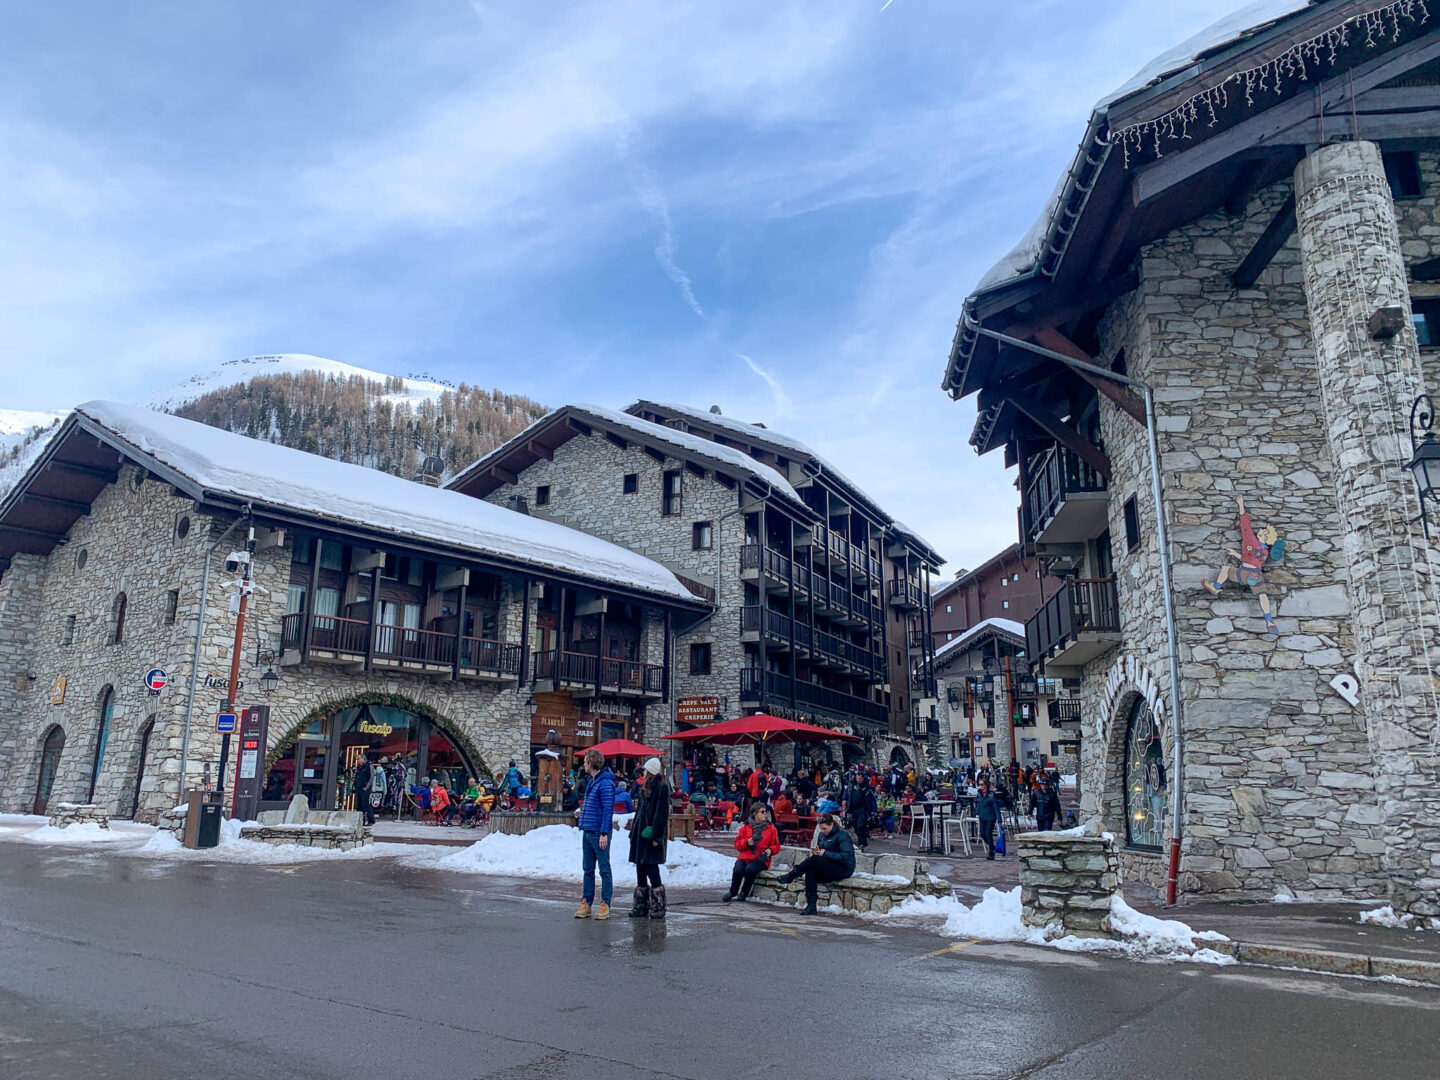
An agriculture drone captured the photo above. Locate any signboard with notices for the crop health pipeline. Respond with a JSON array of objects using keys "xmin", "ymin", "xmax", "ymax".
[{"xmin": 232, "ymin": 706, "xmax": 270, "ymax": 821}]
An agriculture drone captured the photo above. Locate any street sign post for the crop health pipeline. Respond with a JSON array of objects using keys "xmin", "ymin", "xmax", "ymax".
[{"xmin": 232, "ymin": 705, "xmax": 270, "ymax": 822}]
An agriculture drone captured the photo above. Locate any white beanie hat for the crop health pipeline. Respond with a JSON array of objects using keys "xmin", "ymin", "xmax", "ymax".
[{"xmin": 644, "ymin": 757, "xmax": 663, "ymax": 776}]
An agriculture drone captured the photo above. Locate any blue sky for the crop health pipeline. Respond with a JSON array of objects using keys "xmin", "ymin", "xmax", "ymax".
[{"xmin": 0, "ymin": 0, "xmax": 1241, "ymax": 572}]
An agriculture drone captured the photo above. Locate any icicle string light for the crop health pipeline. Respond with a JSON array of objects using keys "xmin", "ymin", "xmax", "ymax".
[{"xmin": 1111, "ymin": 0, "xmax": 1431, "ymax": 166}]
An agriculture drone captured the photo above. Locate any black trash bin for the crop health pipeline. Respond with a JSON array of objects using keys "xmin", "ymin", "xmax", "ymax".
[{"xmin": 194, "ymin": 801, "xmax": 223, "ymax": 849}]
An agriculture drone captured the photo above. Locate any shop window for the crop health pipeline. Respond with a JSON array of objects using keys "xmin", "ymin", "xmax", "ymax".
[
  {"xmin": 62, "ymin": 614, "xmax": 75, "ymax": 646},
  {"xmin": 109, "ymin": 593, "xmax": 127, "ymax": 645},
  {"xmin": 1123, "ymin": 495, "xmax": 1141, "ymax": 553},
  {"xmin": 535, "ymin": 485, "xmax": 550, "ymax": 507},
  {"xmin": 623, "ymin": 473, "xmax": 638, "ymax": 494},
  {"xmin": 689, "ymin": 642, "xmax": 712, "ymax": 675},
  {"xmin": 1384, "ymin": 150, "xmax": 1423, "ymax": 199},
  {"xmin": 662, "ymin": 470, "xmax": 683, "ymax": 516},
  {"xmin": 1122, "ymin": 695, "xmax": 1167, "ymax": 851},
  {"xmin": 164, "ymin": 589, "xmax": 179, "ymax": 625},
  {"xmin": 692, "ymin": 521, "xmax": 713, "ymax": 550}
]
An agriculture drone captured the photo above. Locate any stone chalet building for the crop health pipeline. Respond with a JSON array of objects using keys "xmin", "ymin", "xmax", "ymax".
[
  {"xmin": 0, "ymin": 402, "xmax": 709, "ymax": 822},
  {"xmin": 447, "ymin": 401, "xmax": 943, "ymax": 769},
  {"xmin": 932, "ymin": 617, "xmax": 1078, "ymax": 777},
  {"xmin": 944, "ymin": 1, "xmax": 1440, "ymax": 913}
]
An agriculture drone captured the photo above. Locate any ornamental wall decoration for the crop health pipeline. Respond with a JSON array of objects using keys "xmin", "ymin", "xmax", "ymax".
[{"xmin": 1202, "ymin": 496, "xmax": 1287, "ymax": 635}]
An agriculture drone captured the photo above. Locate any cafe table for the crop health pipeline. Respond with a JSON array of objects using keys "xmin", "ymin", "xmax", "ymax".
[{"xmin": 914, "ymin": 800, "xmax": 955, "ymax": 855}]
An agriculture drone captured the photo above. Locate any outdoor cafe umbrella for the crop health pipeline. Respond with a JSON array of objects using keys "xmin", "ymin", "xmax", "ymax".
[
  {"xmin": 662, "ymin": 713, "xmax": 857, "ymax": 762},
  {"xmin": 587, "ymin": 737, "xmax": 663, "ymax": 759}
]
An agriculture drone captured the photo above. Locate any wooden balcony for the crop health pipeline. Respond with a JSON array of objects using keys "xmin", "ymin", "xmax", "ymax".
[
  {"xmin": 1025, "ymin": 578, "xmax": 1121, "ymax": 676},
  {"xmin": 280, "ymin": 612, "xmax": 521, "ymax": 681},
  {"xmin": 1022, "ymin": 445, "xmax": 1109, "ymax": 547},
  {"xmin": 887, "ymin": 580, "xmax": 924, "ymax": 611},
  {"xmin": 1051, "ymin": 699, "xmax": 1084, "ymax": 729},
  {"xmin": 532, "ymin": 648, "xmax": 664, "ymax": 699},
  {"xmin": 740, "ymin": 606, "xmax": 876, "ymax": 675},
  {"xmin": 739, "ymin": 668, "xmax": 887, "ymax": 725}
]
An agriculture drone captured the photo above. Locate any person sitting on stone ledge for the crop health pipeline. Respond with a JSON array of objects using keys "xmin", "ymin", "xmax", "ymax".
[
  {"xmin": 722, "ymin": 804, "xmax": 781, "ymax": 903},
  {"xmin": 777, "ymin": 812, "xmax": 855, "ymax": 916}
]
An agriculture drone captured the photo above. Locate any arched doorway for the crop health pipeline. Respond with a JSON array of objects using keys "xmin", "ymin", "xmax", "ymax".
[
  {"xmin": 33, "ymin": 725, "xmax": 66, "ymax": 815},
  {"xmin": 88, "ymin": 687, "xmax": 115, "ymax": 803},
  {"xmin": 1121, "ymin": 695, "xmax": 1167, "ymax": 850},
  {"xmin": 888, "ymin": 746, "xmax": 910, "ymax": 768},
  {"xmin": 262, "ymin": 702, "xmax": 479, "ymax": 814},
  {"xmin": 129, "ymin": 720, "xmax": 154, "ymax": 819}
]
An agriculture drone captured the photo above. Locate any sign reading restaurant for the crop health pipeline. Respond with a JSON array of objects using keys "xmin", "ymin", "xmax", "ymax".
[{"xmin": 676, "ymin": 696, "xmax": 721, "ymax": 725}]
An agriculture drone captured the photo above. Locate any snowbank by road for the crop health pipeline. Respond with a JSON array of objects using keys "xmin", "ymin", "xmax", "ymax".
[
  {"xmin": 875, "ymin": 886, "xmax": 1233, "ymax": 964},
  {"xmin": 405, "ymin": 824, "xmax": 734, "ymax": 888}
]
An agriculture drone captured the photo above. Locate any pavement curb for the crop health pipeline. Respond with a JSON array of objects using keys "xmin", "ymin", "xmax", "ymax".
[{"xmin": 1210, "ymin": 939, "xmax": 1440, "ymax": 987}]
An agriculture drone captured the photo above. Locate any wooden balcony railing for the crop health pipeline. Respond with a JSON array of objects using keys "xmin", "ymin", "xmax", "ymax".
[
  {"xmin": 1022, "ymin": 445, "xmax": 1108, "ymax": 544},
  {"xmin": 533, "ymin": 649, "xmax": 664, "ymax": 695},
  {"xmin": 887, "ymin": 580, "xmax": 923, "ymax": 610},
  {"xmin": 1026, "ymin": 578, "xmax": 1121, "ymax": 661},
  {"xmin": 281, "ymin": 611, "xmax": 521, "ymax": 674},
  {"xmin": 739, "ymin": 668, "xmax": 887, "ymax": 725}
]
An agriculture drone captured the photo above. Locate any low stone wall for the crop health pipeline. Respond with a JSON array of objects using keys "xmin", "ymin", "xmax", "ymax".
[
  {"xmin": 47, "ymin": 803, "xmax": 110, "ymax": 830},
  {"xmin": 241, "ymin": 807, "xmax": 372, "ymax": 849},
  {"xmin": 1019, "ymin": 831, "xmax": 1121, "ymax": 938},
  {"xmin": 747, "ymin": 846, "xmax": 950, "ymax": 914}
]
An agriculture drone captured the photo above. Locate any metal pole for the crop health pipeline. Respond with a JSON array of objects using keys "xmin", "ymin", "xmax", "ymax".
[
  {"xmin": 227, "ymin": 522, "xmax": 257, "ymax": 815},
  {"xmin": 178, "ymin": 510, "xmax": 246, "ymax": 801},
  {"xmin": 964, "ymin": 319, "xmax": 1186, "ymax": 904}
]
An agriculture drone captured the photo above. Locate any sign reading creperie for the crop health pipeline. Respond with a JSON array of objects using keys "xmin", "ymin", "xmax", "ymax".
[{"xmin": 676, "ymin": 696, "xmax": 721, "ymax": 725}]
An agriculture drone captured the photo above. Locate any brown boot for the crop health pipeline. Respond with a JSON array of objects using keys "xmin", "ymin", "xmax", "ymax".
[
  {"xmin": 574, "ymin": 901, "xmax": 592, "ymax": 918},
  {"xmin": 648, "ymin": 885, "xmax": 667, "ymax": 920},
  {"xmin": 594, "ymin": 901, "xmax": 611, "ymax": 921}
]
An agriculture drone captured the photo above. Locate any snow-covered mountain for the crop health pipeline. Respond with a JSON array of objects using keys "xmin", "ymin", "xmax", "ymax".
[
  {"xmin": 0, "ymin": 353, "xmax": 546, "ymax": 502},
  {"xmin": 147, "ymin": 353, "xmax": 456, "ymax": 411}
]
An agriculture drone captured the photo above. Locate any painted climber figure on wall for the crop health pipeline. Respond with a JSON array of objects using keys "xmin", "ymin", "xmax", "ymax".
[{"xmin": 1203, "ymin": 496, "xmax": 1286, "ymax": 635}]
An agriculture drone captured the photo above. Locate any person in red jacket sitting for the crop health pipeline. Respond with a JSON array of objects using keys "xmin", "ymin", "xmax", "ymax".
[
  {"xmin": 429, "ymin": 778, "xmax": 455, "ymax": 824},
  {"xmin": 722, "ymin": 804, "xmax": 781, "ymax": 902}
]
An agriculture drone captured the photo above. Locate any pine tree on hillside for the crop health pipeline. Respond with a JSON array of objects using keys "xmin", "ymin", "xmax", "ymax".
[{"xmin": 171, "ymin": 371, "xmax": 547, "ymax": 482}]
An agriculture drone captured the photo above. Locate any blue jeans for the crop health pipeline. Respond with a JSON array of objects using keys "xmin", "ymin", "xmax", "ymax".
[{"xmin": 582, "ymin": 831, "xmax": 613, "ymax": 905}]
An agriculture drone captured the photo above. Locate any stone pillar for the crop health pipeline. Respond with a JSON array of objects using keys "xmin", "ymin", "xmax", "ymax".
[
  {"xmin": 1294, "ymin": 140, "xmax": 1440, "ymax": 916},
  {"xmin": 1019, "ymin": 830, "xmax": 1121, "ymax": 938}
]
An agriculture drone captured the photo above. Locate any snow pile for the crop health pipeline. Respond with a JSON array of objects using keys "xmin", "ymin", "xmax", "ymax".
[
  {"xmin": 136, "ymin": 818, "xmax": 404, "ymax": 863},
  {"xmin": 18, "ymin": 822, "xmax": 136, "ymax": 845},
  {"xmin": 412, "ymin": 824, "xmax": 734, "ymax": 888},
  {"xmin": 1360, "ymin": 905, "xmax": 1416, "ymax": 930},
  {"xmin": 878, "ymin": 887, "xmax": 1232, "ymax": 964}
]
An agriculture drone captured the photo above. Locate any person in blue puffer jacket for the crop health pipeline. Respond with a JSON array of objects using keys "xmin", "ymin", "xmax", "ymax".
[{"xmin": 574, "ymin": 747, "xmax": 616, "ymax": 920}]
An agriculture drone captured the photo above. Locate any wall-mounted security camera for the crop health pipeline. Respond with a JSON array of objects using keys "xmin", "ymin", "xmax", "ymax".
[{"xmin": 224, "ymin": 550, "xmax": 253, "ymax": 574}]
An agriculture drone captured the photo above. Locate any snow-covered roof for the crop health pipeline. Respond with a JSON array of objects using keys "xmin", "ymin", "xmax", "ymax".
[
  {"xmin": 70, "ymin": 401, "xmax": 702, "ymax": 605},
  {"xmin": 448, "ymin": 403, "xmax": 815, "ymax": 520},
  {"xmin": 631, "ymin": 400, "xmax": 943, "ymax": 562},
  {"xmin": 934, "ymin": 617, "xmax": 1026, "ymax": 664},
  {"xmin": 973, "ymin": 0, "xmax": 1312, "ymax": 295},
  {"xmin": 573, "ymin": 403, "xmax": 806, "ymax": 508}
]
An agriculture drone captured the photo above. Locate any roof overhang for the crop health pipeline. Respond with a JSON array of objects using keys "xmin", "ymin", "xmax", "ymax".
[{"xmin": 943, "ymin": 1, "xmax": 1440, "ymax": 442}]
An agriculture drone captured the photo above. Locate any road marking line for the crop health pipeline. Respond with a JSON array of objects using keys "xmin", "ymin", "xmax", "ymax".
[{"xmin": 909, "ymin": 940, "xmax": 979, "ymax": 962}]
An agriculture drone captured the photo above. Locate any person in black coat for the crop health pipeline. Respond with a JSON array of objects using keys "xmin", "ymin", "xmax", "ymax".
[
  {"xmin": 845, "ymin": 777, "xmax": 877, "ymax": 851},
  {"xmin": 626, "ymin": 757, "xmax": 671, "ymax": 920},
  {"xmin": 1034, "ymin": 783, "xmax": 1062, "ymax": 831},
  {"xmin": 353, "ymin": 752, "xmax": 379, "ymax": 826},
  {"xmin": 778, "ymin": 812, "xmax": 855, "ymax": 915}
]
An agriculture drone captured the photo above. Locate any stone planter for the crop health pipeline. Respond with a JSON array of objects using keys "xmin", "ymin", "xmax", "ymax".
[
  {"xmin": 47, "ymin": 803, "xmax": 110, "ymax": 830},
  {"xmin": 1019, "ymin": 830, "xmax": 1121, "ymax": 938}
]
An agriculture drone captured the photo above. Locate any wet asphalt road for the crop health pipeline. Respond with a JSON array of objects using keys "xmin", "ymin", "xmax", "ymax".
[{"xmin": 0, "ymin": 844, "xmax": 1436, "ymax": 1080}]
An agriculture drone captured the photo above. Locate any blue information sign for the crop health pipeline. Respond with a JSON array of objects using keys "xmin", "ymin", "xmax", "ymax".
[{"xmin": 216, "ymin": 712, "xmax": 237, "ymax": 734}]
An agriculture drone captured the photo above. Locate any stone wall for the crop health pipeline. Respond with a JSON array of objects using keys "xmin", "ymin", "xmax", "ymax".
[
  {"xmin": 1078, "ymin": 173, "xmax": 1388, "ymax": 900},
  {"xmin": 482, "ymin": 428, "xmax": 748, "ymax": 738},
  {"xmin": 0, "ymin": 471, "xmax": 625, "ymax": 822}
]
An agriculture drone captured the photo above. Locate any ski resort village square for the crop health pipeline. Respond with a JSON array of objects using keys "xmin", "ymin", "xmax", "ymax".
[{"xmin": 5, "ymin": 4, "xmax": 1440, "ymax": 1079}]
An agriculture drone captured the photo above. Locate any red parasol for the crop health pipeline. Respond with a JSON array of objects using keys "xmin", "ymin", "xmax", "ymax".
[
  {"xmin": 588, "ymin": 738, "xmax": 663, "ymax": 759},
  {"xmin": 662, "ymin": 713, "xmax": 857, "ymax": 747}
]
